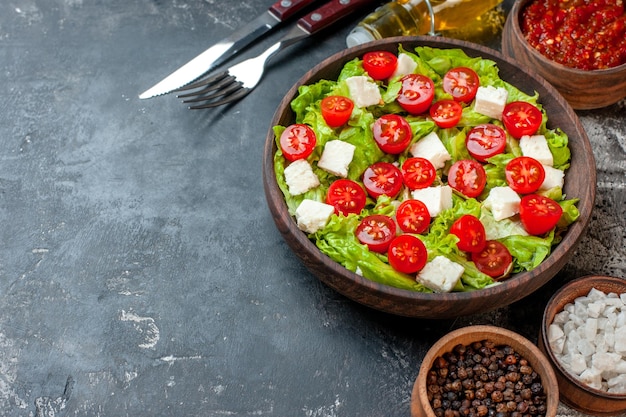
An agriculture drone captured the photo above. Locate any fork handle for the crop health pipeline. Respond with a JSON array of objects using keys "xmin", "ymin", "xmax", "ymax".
[
  {"xmin": 269, "ymin": 0, "xmax": 318, "ymax": 21},
  {"xmin": 298, "ymin": 0, "xmax": 379, "ymax": 34}
]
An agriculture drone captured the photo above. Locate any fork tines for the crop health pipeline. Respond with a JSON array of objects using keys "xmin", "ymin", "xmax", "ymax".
[{"xmin": 174, "ymin": 71, "xmax": 249, "ymax": 109}]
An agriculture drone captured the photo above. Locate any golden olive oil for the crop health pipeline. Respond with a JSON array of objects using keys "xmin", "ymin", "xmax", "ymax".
[{"xmin": 346, "ymin": 0, "xmax": 505, "ymax": 47}]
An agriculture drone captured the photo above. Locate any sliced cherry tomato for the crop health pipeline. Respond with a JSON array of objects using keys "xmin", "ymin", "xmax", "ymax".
[
  {"xmin": 450, "ymin": 214, "xmax": 487, "ymax": 253},
  {"xmin": 320, "ymin": 95, "xmax": 354, "ymax": 128},
  {"xmin": 442, "ymin": 67, "xmax": 480, "ymax": 103},
  {"xmin": 465, "ymin": 124, "xmax": 507, "ymax": 162},
  {"xmin": 355, "ymin": 214, "xmax": 396, "ymax": 253},
  {"xmin": 447, "ymin": 160, "xmax": 487, "ymax": 198},
  {"xmin": 279, "ymin": 124, "xmax": 316, "ymax": 162},
  {"xmin": 401, "ymin": 157, "xmax": 436, "ymax": 190},
  {"xmin": 471, "ymin": 240, "xmax": 513, "ymax": 279},
  {"xmin": 505, "ymin": 156, "xmax": 545, "ymax": 195},
  {"xmin": 362, "ymin": 162, "xmax": 403, "ymax": 199},
  {"xmin": 372, "ymin": 114, "xmax": 413, "ymax": 154},
  {"xmin": 396, "ymin": 199, "xmax": 431, "ymax": 234},
  {"xmin": 326, "ymin": 179, "xmax": 367, "ymax": 216},
  {"xmin": 397, "ymin": 74, "xmax": 435, "ymax": 115},
  {"xmin": 362, "ymin": 51, "xmax": 398, "ymax": 80},
  {"xmin": 519, "ymin": 194, "xmax": 563, "ymax": 236},
  {"xmin": 429, "ymin": 100, "xmax": 463, "ymax": 128},
  {"xmin": 502, "ymin": 101, "xmax": 543, "ymax": 139},
  {"xmin": 387, "ymin": 234, "xmax": 428, "ymax": 274}
]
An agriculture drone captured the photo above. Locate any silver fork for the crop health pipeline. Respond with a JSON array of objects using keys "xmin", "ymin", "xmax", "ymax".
[{"xmin": 175, "ymin": 0, "xmax": 376, "ymax": 109}]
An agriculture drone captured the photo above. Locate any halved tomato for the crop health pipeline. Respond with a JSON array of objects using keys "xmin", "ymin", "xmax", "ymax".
[
  {"xmin": 356, "ymin": 214, "xmax": 396, "ymax": 253},
  {"xmin": 505, "ymin": 156, "xmax": 545, "ymax": 194},
  {"xmin": 387, "ymin": 234, "xmax": 428, "ymax": 274},
  {"xmin": 397, "ymin": 74, "xmax": 435, "ymax": 115},
  {"xmin": 442, "ymin": 67, "xmax": 480, "ymax": 103},
  {"xmin": 326, "ymin": 179, "xmax": 367, "ymax": 216},
  {"xmin": 429, "ymin": 100, "xmax": 463, "ymax": 128},
  {"xmin": 465, "ymin": 124, "xmax": 507, "ymax": 162},
  {"xmin": 396, "ymin": 199, "xmax": 431, "ymax": 234},
  {"xmin": 447, "ymin": 160, "xmax": 487, "ymax": 198},
  {"xmin": 471, "ymin": 240, "xmax": 513, "ymax": 279},
  {"xmin": 502, "ymin": 101, "xmax": 543, "ymax": 138},
  {"xmin": 362, "ymin": 162, "xmax": 403, "ymax": 199},
  {"xmin": 321, "ymin": 96, "xmax": 354, "ymax": 128},
  {"xmin": 279, "ymin": 124, "xmax": 316, "ymax": 162},
  {"xmin": 519, "ymin": 194, "xmax": 563, "ymax": 235},
  {"xmin": 372, "ymin": 114, "xmax": 413, "ymax": 154},
  {"xmin": 362, "ymin": 51, "xmax": 398, "ymax": 80},
  {"xmin": 450, "ymin": 214, "xmax": 487, "ymax": 253},
  {"xmin": 401, "ymin": 157, "xmax": 436, "ymax": 190}
]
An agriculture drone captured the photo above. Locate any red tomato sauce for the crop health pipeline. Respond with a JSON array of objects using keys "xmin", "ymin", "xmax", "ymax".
[{"xmin": 521, "ymin": 0, "xmax": 626, "ymax": 70}]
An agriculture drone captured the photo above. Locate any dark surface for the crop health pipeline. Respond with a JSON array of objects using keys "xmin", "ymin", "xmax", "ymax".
[{"xmin": 0, "ymin": 1, "xmax": 624, "ymax": 416}]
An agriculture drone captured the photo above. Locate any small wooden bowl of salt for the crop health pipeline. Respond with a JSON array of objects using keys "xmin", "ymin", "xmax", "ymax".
[{"xmin": 539, "ymin": 275, "xmax": 626, "ymax": 416}]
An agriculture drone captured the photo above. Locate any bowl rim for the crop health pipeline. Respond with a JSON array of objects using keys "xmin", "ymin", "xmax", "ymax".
[
  {"xmin": 413, "ymin": 324, "xmax": 559, "ymax": 417},
  {"xmin": 541, "ymin": 275, "xmax": 626, "ymax": 399},
  {"xmin": 508, "ymin": 0, "xmax": 626, "ymax": 75},
  {"xmin": 262, "ymin": 36, "xmax": 596, "ymax": 318}
]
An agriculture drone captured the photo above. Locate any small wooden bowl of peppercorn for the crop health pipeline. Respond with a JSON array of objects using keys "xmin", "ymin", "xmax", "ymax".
[
  {"xmin": 411, "ymin": 325, "xmax": 558, "ymax": 417},
  {"xmin": 501, "ymin": 0, "xmax": 626, "ymax": 110},
  {"xmin": 539, "ymin": 275, "xmax": 626, "ymax": 416}
]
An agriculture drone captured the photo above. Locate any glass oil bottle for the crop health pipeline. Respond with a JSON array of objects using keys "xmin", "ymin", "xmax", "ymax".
[{"xmin": 346, "ymin": 0, "xmax": 506, "ymax": 47}]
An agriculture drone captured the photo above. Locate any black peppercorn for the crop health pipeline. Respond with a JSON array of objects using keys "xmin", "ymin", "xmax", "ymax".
[{"xmin": 426, "ymin": 340, "xmax": 548, "ymax": 417}]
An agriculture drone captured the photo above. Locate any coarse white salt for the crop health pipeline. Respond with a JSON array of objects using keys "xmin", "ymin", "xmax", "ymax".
[
  {"xmin": 577, "ymin": 338, "xmax": 596, "ymax": 356},
  {"xmin": 592, "ymin": 351, "xmax": 622, "ymax": 372},
  {"xmin": 569, "ymin": 353, "xmax": 588, "ymax": 374},
  {"xmin": 548, "ymin": 323, "xmax": 565, "ymax": 343},
  {"xmin": 549, "ymin": 286, "xmax": 626, "ymax": 394},
  {"xmin": 584, "ymin": 318, "xmax": 598, "ymax": 341},
  {"xmin": 587, "ymin": 300, "xmax": 604, "ymax": 318},
  {"xmin": 615, "ymin": 327, "xmax": 626, "ymax": 355},
  {"xmin": 608, "ymin": 374, "xmax": 626, "ymax": 393},
  {"xmin": 579, "ymin": 367, "xmax": 603, "ymax": 390},
  {"xmin": 553, "ymin": 310, "xmax": 570, "ymax": 324}
]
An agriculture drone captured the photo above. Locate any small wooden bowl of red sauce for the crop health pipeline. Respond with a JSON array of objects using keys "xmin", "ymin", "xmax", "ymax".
[{"xmin": 502, "ymin": 0, "xmax": 626, "ymax": 110}]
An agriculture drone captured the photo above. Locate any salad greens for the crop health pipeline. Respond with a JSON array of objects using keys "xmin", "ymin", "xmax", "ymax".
[{"xmin": 273, "ymin": 45, "xmax": 579, "ymax": 293}]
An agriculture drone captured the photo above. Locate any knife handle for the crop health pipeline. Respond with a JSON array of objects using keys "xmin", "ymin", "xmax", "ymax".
[
  {"xmin": 298, "ymin": 0, "xmax": 378, "ymax": 34},
  {"xmin": 269, "ymin": 0, "xmax": 319, "ymax": 21}
]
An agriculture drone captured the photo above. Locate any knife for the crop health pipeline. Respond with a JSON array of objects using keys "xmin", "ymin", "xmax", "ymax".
[{"xmin": 139, "ymin": 0, "xmax": 319, "ymax": 99}]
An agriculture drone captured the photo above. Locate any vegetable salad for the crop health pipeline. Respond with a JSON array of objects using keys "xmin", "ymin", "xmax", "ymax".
[{"xmin": 272, "ymin": 45, "xmax": 579, "ymax": 293}]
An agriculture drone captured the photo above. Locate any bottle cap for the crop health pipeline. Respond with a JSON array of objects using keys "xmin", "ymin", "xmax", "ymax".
[{"xmin": 346, "ymin": 27, "xmax": 376, "ymax": 48}]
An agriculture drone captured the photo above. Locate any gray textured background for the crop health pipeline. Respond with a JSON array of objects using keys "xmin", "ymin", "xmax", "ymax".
[{"xmin": 0, "ymin": 0, "xmax": 624, "ymax": 416}]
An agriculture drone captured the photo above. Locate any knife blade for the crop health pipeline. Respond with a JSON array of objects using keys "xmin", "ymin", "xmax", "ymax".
[{"xmin": 139, "ymin": 0, "xmax": 318, "ymax": 99}]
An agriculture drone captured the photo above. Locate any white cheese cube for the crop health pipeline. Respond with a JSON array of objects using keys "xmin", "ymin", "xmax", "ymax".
[
  {"xmin": 408, "ymin": 132, "xmax": 451, "ymax": 170},
  {"xmin": 411, "ymin": 185, "xmax": 453, "ymax": 217},
  {"xmin": 540, "ymin": 165, "xmax": 565, "ymax": 191},
  {"xmin": 520, "ymin": 134, "xmax": 554, "ymax": 166},
  {"xmin": 317, "ymin": 140, "xmax": 356, "ymax": 178},
  {"xmin": 417, "ymin": 256, "xmax": 465, "ymax": 293},
  {"xmin": 483, "ymin": 186, "xmax": 521, "ymax": 221},
  {"xmin": 473, "ymin": 85, "xmax": 508, "ymax": 120},
  {"xmin": 345, "ymin": 75, "xmax": 382, "ymax": 108},
  {"xmin": 284, "ymin": 159, "xmax": 320, "ymax": 196},
  {"xmin": 294, "ymin": 199, "xmax": 335, "ymax": 234},
  {"xmin": 390, "ymin": 53, "xmax": 417, "ymax": 79}
]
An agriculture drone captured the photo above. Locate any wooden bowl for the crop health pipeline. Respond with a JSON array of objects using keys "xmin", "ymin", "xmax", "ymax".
[
  {"xmin": 411, "ymin": 325, "xmax": 559, "ymax": 417},
  {"xmin": 262, "ymin": 36, "xmax": 596, "ymax": 319},
  {"xmin": 539, "ymin": 275, "xmax": 626, "ymax": 416},
  {"xmin": 501, "ymin": 0, "xmax": 626, "ymax": 110}
]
